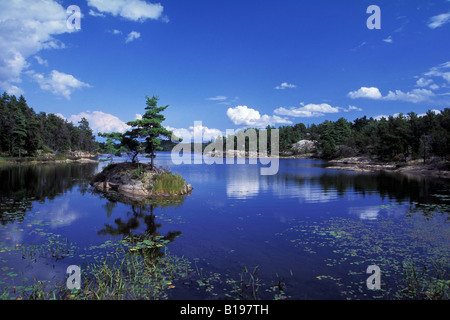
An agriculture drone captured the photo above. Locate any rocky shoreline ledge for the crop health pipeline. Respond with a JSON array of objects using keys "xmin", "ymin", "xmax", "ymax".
[
  {"xmin": 326, "ymin": 157, "xmax": 450, "ymax": 179},
  {"xmin": 0, "ymin": 151, "xmax": 99, "ymax": 164},
  {"xmin": 90, "ymin": 162, "xmax": 193, "ymax": 201},
  {"xmin": 205, "ymin": 150, "xmax": 450, "ymax": 179}
]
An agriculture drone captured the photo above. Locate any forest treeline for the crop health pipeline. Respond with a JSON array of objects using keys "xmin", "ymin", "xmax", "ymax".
[
  {"xmin": 0, "ymin": 92, "xmax": 97, "ymax": 158},
  {"xmin": 1, "ymin": 92, "xmax": 449, "ymax": 163},
  {"xmin": 216, "ymin": 108, "xmax": 450, "ymax": 163},
  {"xmin": 276, "ymin": 109, "xmax": 450, "ymax": 161}
]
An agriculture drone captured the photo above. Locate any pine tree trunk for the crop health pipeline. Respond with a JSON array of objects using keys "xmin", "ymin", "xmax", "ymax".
[
  {"xmin": 150, "ymin": 152, "xmax": 154, "ymax": 170},
  {"xmin": 132, "ymin": 151, "xmax": 138, "ymax": 163},
  {"xmin": 149, "ymin": 143, "xmax": 155, "ymax": 170}
]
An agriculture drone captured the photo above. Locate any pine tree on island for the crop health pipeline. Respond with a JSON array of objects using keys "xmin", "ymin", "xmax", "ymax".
[
  {"xmin": 122, "ymin": 95, "xmax": 174, "ymax": 170},
  {"xmin": 92, "ymin": 95, "xmax": 192, "ymax": 199}
]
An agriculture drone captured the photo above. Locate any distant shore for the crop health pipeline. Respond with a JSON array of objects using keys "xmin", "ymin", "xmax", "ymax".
[
  {"xmin": 2, "ymin": 151, "xmax": 449, "ymax": 179},
  {"xmin": 206, "ymin": 151, "xmax": 450, "ymax": 179},
  {"xmin": 325, "ymin": 157, "xmax": 450, "ymax": 179},
  {"xmin": 0, "ymin": 151, "xmax": 98, "ymax": 165}
]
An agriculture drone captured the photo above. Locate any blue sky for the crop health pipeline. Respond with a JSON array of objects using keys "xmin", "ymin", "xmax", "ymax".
[{"xmin": 1, "ymin": 0, "xmax": 449, "ymax": 141}]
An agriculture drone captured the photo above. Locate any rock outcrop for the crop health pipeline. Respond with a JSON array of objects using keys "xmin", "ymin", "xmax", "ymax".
[
  {"xmin": 291, "ymin": 140, "xmax": 317, "ymax": 154},
  {"xmin": 90, "ymin": 162, "xmax": 193, "ymax": 200}
]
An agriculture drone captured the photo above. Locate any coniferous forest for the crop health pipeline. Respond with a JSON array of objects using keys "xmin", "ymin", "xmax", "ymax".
[
  {"xmin": 213, "ymin": 108, "xmax": 450, "ymax": 165},
  {"xmin": 1, "ymin": 91, "xmax": 449, "ymax": 163},
  {"xmin": 0, "ymin": 92, "xmax": 97, "ymax": 158},
  {"xmin": 276, "ymin": 109, "xmax": 450, "ymax": 161}
]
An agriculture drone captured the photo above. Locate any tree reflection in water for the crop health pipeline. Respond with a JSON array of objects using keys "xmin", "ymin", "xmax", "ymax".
[
  {"xmin": 0, "ymin": 163, "xmax": 97, "ymax": 225},
  {"xmin": 97, "ymin": 192, "xmax": 184, "ymax": 263}
]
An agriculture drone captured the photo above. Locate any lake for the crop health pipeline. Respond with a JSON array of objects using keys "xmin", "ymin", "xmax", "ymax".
[{"xmin": 0, "ymin": 152, "xmax": 449, "ymax": 300}]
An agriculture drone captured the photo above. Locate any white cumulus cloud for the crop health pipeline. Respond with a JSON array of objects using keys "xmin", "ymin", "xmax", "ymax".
[
  {"xmin": 424, "ymin": 61, "xmax": 450, "ymax": 84},
  {"xmin": 34, "ymin": 56, "xmax": 48, "ymax": 67},
  {"xmin": 125, "ymin": 31, "xmax": 141, "ymax": 43},
  {"xmin": 415, "ymin": 77, "xmax": 434, "ymax": 88},
  {"xmin": 274, "ymin": 82, "xmax": 297, "ymax": 90},
  {"xmin": 274, "ymin": 103, "xmax": 341, "ymax": 118},
  {"xmin": 349, "ymin": 62, "xmax": 450, "ymax": 104},
  {"xmin": 348, "ymin": 87, "xmax": 383, "ymax": 99},
  {"xmin": 428, "ymin": 11, "xmax": 450, "ymax": 29},
  {"xmin": 344, "ymin": 105, "xmax": 363, "ymax": 112},
  {"xmin": 59, "ymin": 111, "xmax": 131, "ymax": 134},
  {"xmin": 384, "ymin": 89, "xmax": 435, "ymax": 103},
  {"xmin": 348, "ymin": 86, "xmax": 436, "ymax": 103},
  {"xmin": 207, "ymin": 96, "xmax": 228, "ymax": 101},
  {"xmin": 227, "ymin": 105, "xmax": 292, "ymax": 128},
  {"xmin": 87, "ymin": 0, "xmax": 164, "ymax": 22},
  {"xmin": 383, "ymin": 36, "xmax": 393, "ymax": 43},
  {"xmin": 88, "ymin": 9, "xmax": 105, "ymax": 17},
  {"xmin": 28, "ymin": 70, "xmax": 90, "ymax": 100},
  {"xmin": 166, "ymin": 124, "xmax": 223, "ymax": 142},
  {"xmin": 0, "ymin": 0, "xmax": 77, "ymax": 95}
]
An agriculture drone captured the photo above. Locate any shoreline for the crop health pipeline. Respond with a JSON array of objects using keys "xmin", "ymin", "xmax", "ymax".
[
  {"xmin": 90, "ymin": 162, "xmax": 193, "ymax": 201},
  {"xmin": 2, "ymin": 152, "xmax": 449, "ymax": 179},
  {"xmin": 206, "ymin": 151, "xmax": 450, "ymax": 179},
  {"xmin": 325, "ymin": 157, "xmax": 450, "ymax": 179},
  {"xmin": 0, "ymin": 158, "xmax": 98, "ymax": 165},
  {"xmin": 0, "ymin": 153, "xmax": 99, "ymax": 165}
]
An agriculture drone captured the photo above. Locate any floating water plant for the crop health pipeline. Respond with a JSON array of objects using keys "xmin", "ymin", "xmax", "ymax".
[{"xmin": 278, "ymin": 215, "xmax": 450, "ymax": 300}]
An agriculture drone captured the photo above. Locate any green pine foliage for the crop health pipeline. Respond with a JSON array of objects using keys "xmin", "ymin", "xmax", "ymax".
[
  {"xmin": 229, "ymin": 111, "xmax": 450, "ymax": 162},
  {"xmin": 122, "ymin": 95, "xmax": 174, "ymax": 168},
  {"xmin": 2, "ymin": 91, "xmax": 448, "ymax": 164},
  {"xmin": 97, "ymin": 132, "xmax": 126, "ymax": 162},
  {"xmin": 0, "ymin": 92, "xmax": 97, "ymax": 157}
]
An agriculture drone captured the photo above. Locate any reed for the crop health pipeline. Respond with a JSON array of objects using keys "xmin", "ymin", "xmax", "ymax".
[
  {"xmin": 152, "ymin": 172, "xmax": 187, "ymax": 195},
  {"xmin": 69, "ymin": 247, "xmax": 191, "ymax": 300},
  {"xmin": 1, "ymin": 243, "xmax": 190, "ymax": 300},
  {"xmin": 398, "ymin": 258, "xmax": 449, "ymax": 300}
]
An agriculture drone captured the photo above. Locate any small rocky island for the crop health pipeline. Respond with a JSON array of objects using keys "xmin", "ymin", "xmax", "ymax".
[
  {"xmin": 90, "ymin": 162, "xmax": 193, "ymax": 201},
  {"xmin": 90, "ymin": 95, "xmax": 194, "ymax": 201}
]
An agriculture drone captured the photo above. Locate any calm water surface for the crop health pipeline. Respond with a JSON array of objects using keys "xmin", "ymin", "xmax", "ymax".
[{"xmin": 0, "ymin": 152, "xmax": 449, "ymax": 299}]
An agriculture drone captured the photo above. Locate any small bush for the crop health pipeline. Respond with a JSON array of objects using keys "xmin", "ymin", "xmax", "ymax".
[
  {"xmin": 133, "ymin": 164, "xmax": 145, "ymax": 179},
  {"xmin": 393, "ymin": 153, "xmax": 406, "ymax": 163},
  {"xmin": 55, "ymin": 153, "xmax": 67, "ymax": 160},
  {"xmin": 336, "ymin": 145, "xmax": 356, "ymax": 158}
]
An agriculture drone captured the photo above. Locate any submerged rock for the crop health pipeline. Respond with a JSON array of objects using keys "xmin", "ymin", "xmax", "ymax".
[{"xmin": 90, "ymin": 162, "xmax": 193, "ymax": 201}]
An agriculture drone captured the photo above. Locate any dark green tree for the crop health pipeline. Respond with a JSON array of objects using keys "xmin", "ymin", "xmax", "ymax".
[
  {"xmin": 78, "ymin": 117, "xmax": 95, "ymax": 152},
  {"xmin": 0, "ymin": 92, "xmax": 97, "ymax": 156},
  {"xmin": 98, "ymin": 132, "xmax": 125, "ymax": 162},
  {"xmin": 318, "ymin": 120, "xmax": 336, "ymax": 159},
  {"xmin": 123, "ymin": 96, "xmax": 173, "ymax": 169},
  {"xmin": 334, "ymin": 117, "xmax": 352, "ymax": 146},
  {"xmin": 12, "ymin": 109, "xmax": 27, "ymax": 158}
]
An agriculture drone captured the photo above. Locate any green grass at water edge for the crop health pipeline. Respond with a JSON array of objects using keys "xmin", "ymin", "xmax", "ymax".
[
  {"xmin": 397, "ymin": 258, "xmax": 450, "ymax": 300},
  {"xmin": 0, "ymin": 245, "xmax": 191, "ymax": 300},
  {"xmin": 151, "ymin": 172, "xmax": 187, "ymax": 195}
]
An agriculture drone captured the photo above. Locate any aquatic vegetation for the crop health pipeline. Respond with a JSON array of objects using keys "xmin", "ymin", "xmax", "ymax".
[
  {"xmin": 0, "ymin": 199, "xmax": 31, "ymax": 225},
  {"xmin": 20, "ymin": 235, "xmax": 77, "ymax": 261},
  {"xmin": 279, "ymin": 214, "xmax": 450, "ymax": 299},
  {"xmin": 1, "ymin": 157, "xmax": 450, "ymax": 301},
  {"xmin": 398, "ymin": 258, "xmax": 449, "ymax": 300},
  {"xmin": 184, "ymin": 258, "xmax": 291, "ymax": 300},
  {"xmin": 73, "ymin": 247, "xmax": 191, "ymax": 300},
  {"xmin": 1, "ymin": 241, "xmax": 191, "ymax": 300},
  {"xmin": 410, "ymin": 193, "xmax": 450, "ymax": 220},
  {"xmin": 151, "ymin": 172, "xmax": 188, "ymax": 195}
]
